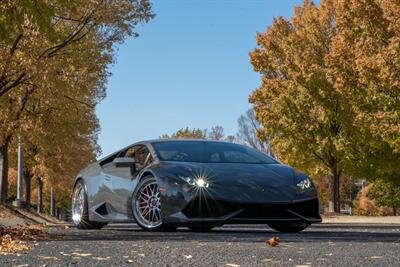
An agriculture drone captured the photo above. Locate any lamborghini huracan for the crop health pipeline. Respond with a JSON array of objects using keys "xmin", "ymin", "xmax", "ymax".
[{"xmin": 72, "ymin": 139, "xmax": 321, "ymax": 232}]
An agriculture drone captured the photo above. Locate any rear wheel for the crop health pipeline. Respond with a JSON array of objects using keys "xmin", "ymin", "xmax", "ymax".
[
  {"xmin": 72, "ymin": 180, "xmax": 106, "ymax": 230},
  {"xmin": 133, "ymin": 176, "xmax": 173, "ymax": 231},
  {"xmin": 268, "ymin": 222, "xmax": 309, "ymax": 233}
]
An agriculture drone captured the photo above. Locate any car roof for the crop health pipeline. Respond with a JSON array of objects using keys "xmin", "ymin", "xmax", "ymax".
[{"xmin": 97, "ymin": 139, "xmax": 236, "ymax": 162}]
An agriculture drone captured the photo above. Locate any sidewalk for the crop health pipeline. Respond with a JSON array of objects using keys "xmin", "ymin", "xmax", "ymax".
[
  {"xmin": 322, "ymin": 215, "xmax": 400, "ymax": 224},
  {"xmin": 0, "ymin": 205, "xmax": 65, "ymax": 228}
]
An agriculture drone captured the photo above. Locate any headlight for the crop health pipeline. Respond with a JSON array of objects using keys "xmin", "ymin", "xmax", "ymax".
[
  {"xmin": 179, "ymin": 176, "xmax": 209, "ymax": 188},
  {"xmin": 296, "ymin": 177, "xmax": 312, "ymax": 191}
]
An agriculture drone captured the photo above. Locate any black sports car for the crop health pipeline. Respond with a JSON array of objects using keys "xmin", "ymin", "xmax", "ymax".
[{"xmin": 72, "ymin": 139, "xmax": 321, "ymax": 232}]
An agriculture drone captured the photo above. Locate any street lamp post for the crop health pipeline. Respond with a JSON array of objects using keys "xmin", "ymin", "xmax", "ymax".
[
  {"xmin": 37, "ymin": 176, "xmax": 43, "ymax": 213},
  {"xmin": 13, "ymin": 136, "xmax": 25, "ymax": 208},
  {"xmin": 50, "ymin": 187, "xmax": 55, "ymax": 217}
]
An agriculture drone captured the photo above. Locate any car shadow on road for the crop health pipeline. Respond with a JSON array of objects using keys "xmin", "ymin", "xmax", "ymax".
[{"xmin": 52, "ymin": 223, "xmax": 400, "ymax": 243}]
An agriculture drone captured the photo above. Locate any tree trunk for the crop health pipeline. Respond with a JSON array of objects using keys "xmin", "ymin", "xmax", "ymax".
[
  {"xmin": 24, "ymin": 169, "xmax": 31, "ymax": 209},
  {"xmin": 393, "ymin": 206, "xmax": 397, "ymax": 216},
  {"xmin": 37, "ymin": 177, "xmax": 43, "ymax": 213},
  {"xmin": 328, "ymin": 163, "xmax": 341, "ymax": 213},
  {"xmin": 0, "ymin": 139, "xmax": 10, "ymax": 204}
]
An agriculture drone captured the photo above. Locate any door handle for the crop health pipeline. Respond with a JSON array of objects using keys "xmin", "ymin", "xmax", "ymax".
[{"xmin": 104, "ymin": 175, "xmax": 111, "ymax": 181}]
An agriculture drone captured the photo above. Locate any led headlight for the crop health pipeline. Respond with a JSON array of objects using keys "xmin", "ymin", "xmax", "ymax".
[
  {"xmin": 195, "ymin": 178, "xmax": 208, "ymax": 187},
  {"xmin": 296, "ymin": 178, "xmax": 312, "ymax": 191},
  {"xmin": 179, "ymin": 176, "xmax": 209, "ymax": 188}
]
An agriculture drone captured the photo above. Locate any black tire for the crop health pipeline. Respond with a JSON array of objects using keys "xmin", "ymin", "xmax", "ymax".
[
  {"xmin": 188, "ymin": 224, "xmax": 215, "ymax": 232},
  {"xmin": 132, "ymin": 175, "xmax": 173, "ymax": 232},
  {"xmin": 268, "ymin": 222, "xmax": 309, "ymax": 233},
  {"xmin": 72, "ymin": 180, "xmax": 106, "ymax": 230}
]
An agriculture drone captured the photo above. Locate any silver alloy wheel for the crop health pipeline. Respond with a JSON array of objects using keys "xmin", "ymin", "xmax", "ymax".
[
  {"xmin": 135, "ymin": 181, "xmax": 162, "ymax": 228},
  {"xmin": 72, "ymin": 184, "xmax": 85, "ymax": 225}
]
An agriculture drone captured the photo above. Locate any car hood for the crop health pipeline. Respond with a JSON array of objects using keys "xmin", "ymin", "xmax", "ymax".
[{"xmin": 159, "ymin": 161, "xmax": 299, "ymax": 203}]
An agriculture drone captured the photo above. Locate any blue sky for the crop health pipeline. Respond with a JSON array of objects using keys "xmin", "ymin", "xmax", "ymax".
[{"xmin": 96, "ymin": 0, "xmax": 305, "ymax": 156}]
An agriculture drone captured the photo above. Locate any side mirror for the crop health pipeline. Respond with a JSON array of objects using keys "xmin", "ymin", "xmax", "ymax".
[
  {"xmin": 113, "ymin": 157, "xmax": 137, "ymax": 176},
  {"xmin": 113, "ymin": 157, "xmax": 136, "ymax": 168}
]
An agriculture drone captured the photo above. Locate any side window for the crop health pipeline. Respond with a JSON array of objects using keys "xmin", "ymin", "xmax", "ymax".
[{"xmin": 124, "ymin": 145, "xmax": 153, "ymax": 167}]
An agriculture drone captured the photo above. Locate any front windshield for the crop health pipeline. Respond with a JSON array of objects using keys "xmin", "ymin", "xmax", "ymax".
[{"xmin": 153, "ymin": 141, "xmax": 277, "ymax": 164}]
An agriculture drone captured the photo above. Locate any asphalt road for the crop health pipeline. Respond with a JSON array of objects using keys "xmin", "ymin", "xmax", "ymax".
[{"xmin": 1, "ymin": 223, "xmax": 400, "ymax": 267}]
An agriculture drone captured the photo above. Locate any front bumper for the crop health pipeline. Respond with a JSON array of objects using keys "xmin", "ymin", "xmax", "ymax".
[{"xmin": 163, "ymin": 195, "xmax": 322, "ymax": 225}]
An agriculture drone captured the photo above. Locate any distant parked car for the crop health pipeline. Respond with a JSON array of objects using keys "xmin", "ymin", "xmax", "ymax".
[{"xmin": 72, "ymin": 139, "xmax": 321, "ymax": 232}]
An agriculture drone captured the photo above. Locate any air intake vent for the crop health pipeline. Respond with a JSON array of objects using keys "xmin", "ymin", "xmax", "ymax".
[{"xmin": 95, "ymin": 203, "xmax": 109, "ymax": 216}]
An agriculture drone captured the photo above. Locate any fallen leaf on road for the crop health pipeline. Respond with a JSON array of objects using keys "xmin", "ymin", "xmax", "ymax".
[
  {"xmin": 265, "ymin": 236, "xmax": 280, "ymax": 247},
  {"xmin": 72, "ymin": 252, "xmax": 92, "ymax": 257},
  {"xmin": 0, "ymin": 234, "xmax": 30, "ymax": 252},
  {"xmin": 38, "ymin": 256, "xmax": 58, "ymax": 260},
  {"xmin": 0, "ymin": 225, "xmax": 50, "ymax": 253},
  {"xmin": 92, "ymin": 256, "xmax": 110, "ymax": 261}
]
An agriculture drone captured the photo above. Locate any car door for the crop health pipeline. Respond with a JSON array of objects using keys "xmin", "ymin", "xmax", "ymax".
[
  {"xmin": 99, "ymin": 152, "xmax": 133, "ymax": 221},
  {"xmin": 111, "ymin": 144, "xmax": 154, "ymax": 217}
]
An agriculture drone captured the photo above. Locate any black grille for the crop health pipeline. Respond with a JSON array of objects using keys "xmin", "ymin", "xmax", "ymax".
[
  {"xmin": 183, "ymin": 197, "xmax": 238, "ymax": 218},
  {"xmin": 234, "ymin": 204, "xmax": 294, "ymax": 219},
  {"xmin": 183, "ymin": 196, "xmax": 319, "ymax": 220},
  {"xmin": 289, "ymin": 198, "xmax": 320, "ymax": 218}
]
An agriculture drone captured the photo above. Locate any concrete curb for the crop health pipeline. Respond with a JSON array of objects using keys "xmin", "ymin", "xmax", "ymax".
[{"xmin": 322, "ymin": 216, "xmax": 400, "ymax": 224}]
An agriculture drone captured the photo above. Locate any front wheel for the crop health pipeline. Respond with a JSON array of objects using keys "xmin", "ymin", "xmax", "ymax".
[
  {"xmin": 268, "ymin": 222, "xmax": 309, "ymax": 233},
  {"xmin": 132, "ymin": 176, "xmax": 173, "ymax": 231},
  {"xmin": 72, "ymin": 180, "xmax": 106, "ymax": 230}
]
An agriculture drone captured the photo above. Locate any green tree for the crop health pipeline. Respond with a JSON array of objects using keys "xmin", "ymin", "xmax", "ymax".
[{"xmin": 368, "ymin": 180, "xmax": 400, "ymax": 215}]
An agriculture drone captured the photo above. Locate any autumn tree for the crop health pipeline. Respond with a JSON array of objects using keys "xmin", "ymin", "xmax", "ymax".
[
  {"xmin": 160, "ymin": 127, "xmax": 207, "ymax": 139},
  {"xmin": 236, "ymin": 109, "xmax": 271, "ymax": 155},
  {"xmin": 368, "ymin": 180, "xmax": 400, "ymax": 216},
  {"xmin": 0, "ymin": 0, "xmax": 79, "ymax": 42},
  {"xmin": 249, "ymin": 0, "xmax": 353, "ymax": 213},
  {"xmin": 327, "ymin": 0, "xmax": 400, "ymax": 184},
  {"xmin": 160, "ymin": 126, "xmax": 230, "ymax": 141},
  {"xmin": 0, "ymin": 0, "xmax": 154, "ymax": 204},
  {"xmin": 249, "ymin": 0, "xmax": 400, "ymax": 213}
]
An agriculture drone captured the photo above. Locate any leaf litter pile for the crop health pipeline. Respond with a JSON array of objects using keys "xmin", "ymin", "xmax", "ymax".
[{"xmin": 0, "ymin": 224, "xmax": 50, "ymax": 253}]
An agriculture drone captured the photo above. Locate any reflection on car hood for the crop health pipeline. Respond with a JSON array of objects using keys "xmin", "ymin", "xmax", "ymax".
[{"xmin": 161, "ymin": 161, "xmax": 299, "ymax": 203}]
